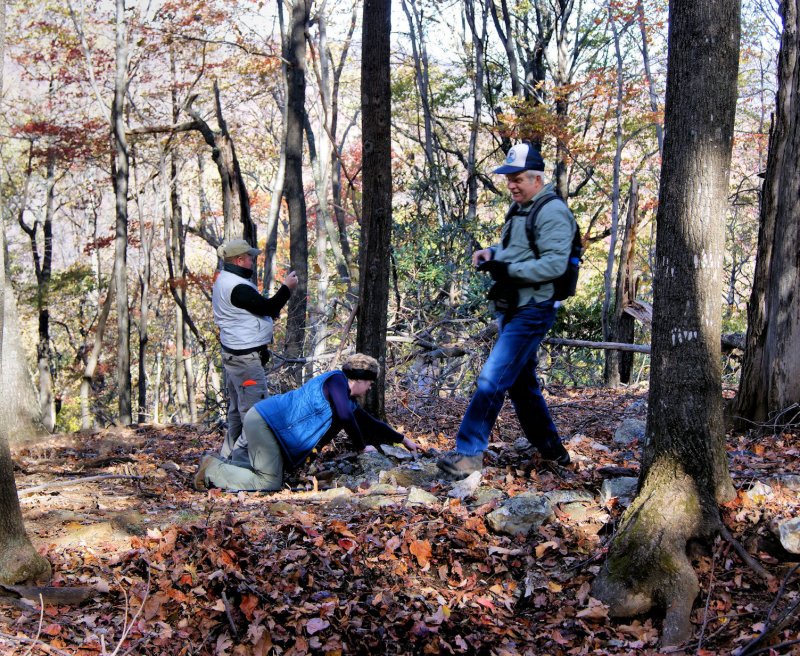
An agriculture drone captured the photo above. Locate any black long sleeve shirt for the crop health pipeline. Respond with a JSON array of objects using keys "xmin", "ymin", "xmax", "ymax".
[
  {"xmin": 317, "ymin": 372, "xmax": 404, "ymax": 452},
  {"xmin": 225, "ymin": 263, "xmax": 291, "ymax": 319}
]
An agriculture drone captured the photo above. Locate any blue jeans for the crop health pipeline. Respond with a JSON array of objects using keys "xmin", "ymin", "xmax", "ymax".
[{"xmin": 456, "ymin": 299, "xmax": 560, "ymax": 456}]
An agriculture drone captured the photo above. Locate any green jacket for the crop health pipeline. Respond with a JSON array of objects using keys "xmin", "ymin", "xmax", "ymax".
[{"xmin": 490, "ymin": 183, "xmax": 576, "ymax": 307}]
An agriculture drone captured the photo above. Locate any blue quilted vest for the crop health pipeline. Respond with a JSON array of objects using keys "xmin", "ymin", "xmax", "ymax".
[{"xmin": 253, "ymin": 371, "xmax": 355, "ymax": 469}]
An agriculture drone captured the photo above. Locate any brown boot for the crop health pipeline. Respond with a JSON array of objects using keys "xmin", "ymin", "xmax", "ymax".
[
  {"xmin": 437, "ymin": 452, "xmax": 484, "ymax": 479},
  {"xmin": 193, "ymin": 455, "xmax": 216, "ymax": 491}
]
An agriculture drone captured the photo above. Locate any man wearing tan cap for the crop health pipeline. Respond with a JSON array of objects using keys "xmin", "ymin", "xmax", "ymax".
[{"xmin": 212, "ymin": 239, "xmax": 298, "ymax": 457}]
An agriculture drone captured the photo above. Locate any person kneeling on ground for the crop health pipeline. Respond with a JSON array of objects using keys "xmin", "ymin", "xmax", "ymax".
[{"xmin": 194, "ymin": 354, "xmax": 420, "ymax": 492}]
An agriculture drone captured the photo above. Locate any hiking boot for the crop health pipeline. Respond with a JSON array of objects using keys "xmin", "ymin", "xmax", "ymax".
[
  {"xmin": 193, "ymin": 454, "xmax": 216, "ymax": 491},
  {"xmin": 539, "ymin": 442, "xmax": 571, "ymax": 466},
  {"xmin": 437, "ymin": 452, "xmax": 484, "ymax": 479}
]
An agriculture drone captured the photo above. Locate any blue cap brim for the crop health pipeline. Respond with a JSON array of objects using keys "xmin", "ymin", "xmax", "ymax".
[{"xmin": 493, "ymin": 164, "xmax": 528, "ymax": 174}]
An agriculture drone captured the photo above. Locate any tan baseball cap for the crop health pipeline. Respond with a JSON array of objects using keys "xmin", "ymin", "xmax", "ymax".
[{"xmin": 217, "ymin": 239, "xmax": 261, "ymax": 259}]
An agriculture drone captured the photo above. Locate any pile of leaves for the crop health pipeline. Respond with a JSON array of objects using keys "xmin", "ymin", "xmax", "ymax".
[{"xmin": 3, "ymin": 388, "xmax": 799, "ymax": 655}]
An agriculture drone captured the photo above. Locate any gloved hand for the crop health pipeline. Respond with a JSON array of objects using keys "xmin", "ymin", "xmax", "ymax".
[{"xmin": 477, "ymin": 259, "xmax": 511, "ymax": 283}]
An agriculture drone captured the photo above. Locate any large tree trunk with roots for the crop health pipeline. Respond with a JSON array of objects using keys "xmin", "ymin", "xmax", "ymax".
[
  {"xmin": 356, "ymin": 0, "xmax": 392, "ymax": 419},
  {"xmin": 732, "ymin": 0, "xmax": 800, "ymax": 427},
  {"xmin": 592, "ymin": 0, "xmax": 739, "ymax": 646},
  {"xmin": 0, "ymin": 0, "xmax": 50, "ymax": 583}
]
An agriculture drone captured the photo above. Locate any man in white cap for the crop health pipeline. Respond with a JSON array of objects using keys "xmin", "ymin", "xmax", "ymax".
[
  {"xmin": 437, "ymin": 143, "xmax": 575, "ymax": 479},
  {"xmin": 212, "ymin": 239, "xmax": 298, "ymax": 457}
]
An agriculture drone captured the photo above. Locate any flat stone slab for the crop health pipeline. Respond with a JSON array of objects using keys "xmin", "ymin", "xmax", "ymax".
[{"xmin": 486, "ymin": 492, "xmax": 553, "ymax": 537}]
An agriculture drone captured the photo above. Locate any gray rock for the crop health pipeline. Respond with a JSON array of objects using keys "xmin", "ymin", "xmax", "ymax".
[
  {"xmin": 777, "ymin": 517, "xmax": 800, "ymax": 554},
  {"xmin": 546, "ymin": 489, "xmax": 604, "ymax": 524},
  {"xmin": 559, "ymin": 503, "xmax": 609, "ymax": 524},
  {"xmin": 357, "ymin": 495, "xmax": 401, "ymax": 510},
  {"xmin": 546, "ymin": 489, "xmax": 595, "ymax": 505},
  {"xmin": 448, "ymin": 471, "xmax": 482, "ymax": 500},
  {"xmin": 378, "ymin": 462, "xmax": 441, "ymax": 488},
  {"xmin": 767, "ymin": 475, "xmax": 800, "ymax": 494},
  {"xmin": 600, "ymin": 477, "xmax": 638, "ymax": 506},
  {"xmin": 380, "ymin": 444, "xmax": 415, "ymax": 460},
  {"xmin": 308, "ymin": 487, "xmax": 354, "ymax": 505},
  {"xmin": 613, "ymin": 419, "xmax": 647, "ymax": 445},
  {"xmin": 745, "ymin": 481, "xmax": 774, "ymax": 503},
  {"xmin": 513, "ymin": 437, "xmax": 532, "ymax": 452},
  {"xmin": 363, "ymin": 483, "xmax": 406, "ymax": 496},
  {"xmin": 357, "ymin": 451, "xmax": 394, "ymax": 477},
  {"xmin": 472, "ymin": 487, "xmax": 505, "ymax": 507},
  {"xmin": 407, "ymin": 487, "xmax": 439, "ymax": 507},
  {"xmin": 627, "ymin": 399, "xmax": 647, "ymax": 415},
  {"xmin": 486, "ymin": 492, "xmax": 553, "ymax": 537}
]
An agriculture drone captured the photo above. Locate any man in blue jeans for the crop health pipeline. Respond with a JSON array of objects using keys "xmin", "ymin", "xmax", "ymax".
[{"xmin": 438, "ymin": 143, "xmax": 573, "ymax": 479}]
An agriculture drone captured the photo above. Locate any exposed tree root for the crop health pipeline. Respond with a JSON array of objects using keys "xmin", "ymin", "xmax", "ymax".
[
  {"xmin": 0, "ymin": 538, "xmax": 51, "ymax": 585},
  {"xmin": 592, "ymin": 465, "xmax": 717, "ymax": 647}
]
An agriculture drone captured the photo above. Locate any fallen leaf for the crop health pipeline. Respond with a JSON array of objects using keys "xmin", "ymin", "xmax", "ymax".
[
  {"xmin": 306, "ymin": 617, "xmax": 330, "ymax": 635},
  {"xmin": 410, "ymin": 539, "xmax": 432, "ymax": 567}
]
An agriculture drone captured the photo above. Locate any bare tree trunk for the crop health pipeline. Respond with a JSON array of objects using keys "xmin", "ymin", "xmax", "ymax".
[
  {"xmin": 464, "ymin": 0, "xmax": 488, "ymax": 227},
  {"xmin": 329, "ymin": 1, "xmax": 357, "ymax": 278},
  {"xmin": 357, "ymin": 0, "xmax": 393, "ymax": 418},
  {"xmin": 304, "ymin": 118, "xmax": 331, "ymax": 377},
  {"xmin": 152, "ymin": 351, "xmax": 162, "ymax": 424},
  {"xmin": 593, "ymin": 0, "xmax": 740, "ymax": 646},
  {"xmin": 0, "ymin": 0, "xmax": 51, "ymax": 583},
  {"xmin": 18, "ymin": 144, "xmax": 56, "ymax": 431},
  {"xmin": 601, "ymin": 1, "xmax": 624, "ymax": 341},
  {"xmin": 80, "ymin": 280, "xmax": 115, "ymax": 431},
  {"xmin": 79, "ymin": 200, "xmax": 114, "ymax": 431},
  {"xmin": 636, "ymin": 0, "xmax": 664, "ymax": 157},
  {"xmin": 184, "ymin": 83, "xmax": 255, "ymax": 252},
  {"xmin": 307, "ymin": 4, "xmax": 351, "ymax": 284},
  {"xmin": 401, "ymin": 0, "xmax": 445, "ymax": 226},
  {"xmin": 283, "ymin": 0, "xmax": 312, "ymax": 384},
  {"xmin": 733, "ymin": 0, "xmax": 800, "ymax": 427},
  {"xmin": 133, "ymin": 149, "xmax": 154, "ymax": 425},
  {"xmin": 604, "ymin": 177, "xmax": 640, "ymax": 385},
  {"xmin": 112, "ymin": 0, "xmax": 132, "ymax": 425}
]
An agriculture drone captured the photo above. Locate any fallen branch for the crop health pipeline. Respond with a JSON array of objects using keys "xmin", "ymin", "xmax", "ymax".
[
  {"xmin": 0, "ymin": 631, "xmax": 73, "ymax": 656},
  {"xmin": 734, "ymin": 564, "xmax": 800, "ymax": 656},
  {"xmin": 720, "ymin": 524, "xmax": 775, "ymax": 584},
  {"xmin": 18, "ymin": 474, "xmax": 143, "ymax": 496},
  {"xmin": 543, "ymin": 337, "xmax": 650, "ymax": 353},
  {"xmin": 220, "ymin": 591, "xmax": 239, "ymax": 640}
]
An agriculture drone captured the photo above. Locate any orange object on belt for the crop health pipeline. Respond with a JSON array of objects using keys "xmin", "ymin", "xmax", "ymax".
[{"xmin": 242, "ymin": 380, "xmax": 258, "ymax": 386}]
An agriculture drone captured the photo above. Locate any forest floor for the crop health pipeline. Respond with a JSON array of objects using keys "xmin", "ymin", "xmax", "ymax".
[{"xmin": 2, "ymin": 387, "xmax": 799, "ymax": 656}]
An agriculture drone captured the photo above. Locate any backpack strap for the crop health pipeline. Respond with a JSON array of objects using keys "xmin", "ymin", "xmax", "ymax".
[{"xmin": 523, "ymin": 191, "xmax": 562, "ymax": 258}]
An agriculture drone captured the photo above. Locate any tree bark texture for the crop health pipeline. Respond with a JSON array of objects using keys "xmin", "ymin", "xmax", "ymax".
[
  {"xmin": 183, "ymin": 84, "xmax": 254, "ymax": 251},
  {"xmin": 283, "ymin": 0, "xmax": 312, "ymax": 385},
  {"xmin": 112, "ymin": 0, "xmax": 132, "ymax": 425},
  {"xmin": 593, "ymin": 0, "xmax": 739, "ymax": 646},
  {"xmin": 357, "ymin": 0, "xmax": 393, "ymax": 419},
  {"xmin": 604, "ymin": 177, "xmax": 640, "ymax": 385},
  {"xmin": 18, "ymin": 145, "xmax": 56, "ymax": 431},
  {"xmin": 733, "ymin": 0, "xmax": 800, "ymax": 427},
  {"xmin": 0, "ymin": 0, "xmax": 51, "ymax": 583}
]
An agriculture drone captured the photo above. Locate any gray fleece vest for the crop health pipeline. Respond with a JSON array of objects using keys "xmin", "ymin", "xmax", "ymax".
[{"xmin": 212, "ymin": 270, "xmax": 274, "ymax": 350}]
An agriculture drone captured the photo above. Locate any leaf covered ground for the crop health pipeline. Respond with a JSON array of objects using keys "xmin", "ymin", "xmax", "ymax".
[{"xmin": 3, "ymin": 387, "xmax": 799, "ymax": 655}]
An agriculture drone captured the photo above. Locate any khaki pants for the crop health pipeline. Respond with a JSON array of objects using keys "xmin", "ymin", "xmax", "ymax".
[
  {"xmin": 204, "ymin": 408, "xmax": 284, "ymax": 491},
  {"xmin": 220, "ymin": 351, "xmax": 268, "ymax": 457}
]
